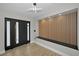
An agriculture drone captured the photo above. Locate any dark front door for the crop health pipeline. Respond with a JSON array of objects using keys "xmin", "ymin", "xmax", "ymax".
[
  {"xmin": 19, "ymin": 21, "xmax": 27, "ymax": 44},
  {"xmin": 5, "ymin": 18, "xmax": 16, "ymax": 50},
  {"xmin": 5, "ymin": 18, "xmax": 30, "ymax": 50},
  {"xmin": 10, "ymin": 20, "xmax": 16, "ymax": 48}
]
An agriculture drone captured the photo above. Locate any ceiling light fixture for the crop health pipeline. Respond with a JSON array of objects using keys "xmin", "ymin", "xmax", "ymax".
[
  {"xmin": 33, "ymin": 3, "xmax": 37, "ymax": 13},
  {"xmin": 58, "ymin": 14, "xmax": 62, "ymax": 16},
  {"xmin": 27, "ymin": 3, "xmax": 42, "ymax": 13}
]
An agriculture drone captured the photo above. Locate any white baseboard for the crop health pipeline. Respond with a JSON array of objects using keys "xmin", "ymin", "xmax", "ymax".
[
  {"xmin": 30, "ymin": 40, "xmax": 35, "ymax": 43},
  {"xmin": 0, "ymin": 50, "xmax": 5, "ymax": 55},
  {"xmin": 34, "ymin": 38, "xmax": 79, "ymax": 56},
  {"xmin": 34, "ymin": 41, "xmax": 67, "ymax": 56}
]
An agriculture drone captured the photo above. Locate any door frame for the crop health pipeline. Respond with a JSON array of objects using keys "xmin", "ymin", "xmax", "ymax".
[{"xmin": 5, "ymin": 17, "xmax": 30, "ymax": 50}]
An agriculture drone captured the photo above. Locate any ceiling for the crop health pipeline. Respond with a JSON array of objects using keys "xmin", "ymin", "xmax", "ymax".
[{"xmin": 0, "ymin": 3, "xmax": 79, "ymax": 20}]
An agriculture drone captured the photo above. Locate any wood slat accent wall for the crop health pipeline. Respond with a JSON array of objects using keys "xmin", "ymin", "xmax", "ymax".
[
  {"xmin": 39, "ymin": 11, "xmax": 77, "ymax": 49},
  {"xmin": 39, "ymin": 18, "xmax": 49, "ymax": 38}
]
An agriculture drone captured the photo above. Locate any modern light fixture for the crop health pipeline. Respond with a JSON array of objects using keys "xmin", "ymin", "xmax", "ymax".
[
  {"xmin": 58, "ymin": 13, "xmax": 62, "ymax": 16},
  {"xmin": 32, "ymin": 3, "xmax": 37, "ymax": 13},
  {"xmin": 27, "ymin": 3, "xmax": 42, "ymax": 13}
]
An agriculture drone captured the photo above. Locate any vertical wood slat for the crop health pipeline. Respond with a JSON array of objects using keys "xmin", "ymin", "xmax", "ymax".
[
  {"xmin": 39, "ymin": 18, "xmax": 49, "ymax": 38},
  {"xmin": 39, "ymin": 11, "xmax": 77, "ymax": 47}
]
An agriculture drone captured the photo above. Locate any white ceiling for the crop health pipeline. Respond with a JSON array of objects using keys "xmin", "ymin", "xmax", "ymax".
[{"xmin": 0, "ymin": 3, "xmax": 79, "ymax": 20}]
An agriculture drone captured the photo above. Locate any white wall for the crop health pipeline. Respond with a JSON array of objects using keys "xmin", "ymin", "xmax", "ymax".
[{"xmin": 30, "ymin": 19, "xmax": 38, "ymax": 42}]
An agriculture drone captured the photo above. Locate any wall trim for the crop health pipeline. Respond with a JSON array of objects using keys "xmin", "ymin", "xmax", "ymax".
[
  {"xmin": 37, "ymin": 37, "xmax": 78, "ymax": 50},
  {"xmin": 34, "ymin": 40, "xmax": 67, "ymax": 56},
  {"xmin": 34, "ymin": 38, "xmax": 79, "ymax": 56},
  {"xmin": 0, "ymin": 50, "xmax": 5, "ymax": 55}
]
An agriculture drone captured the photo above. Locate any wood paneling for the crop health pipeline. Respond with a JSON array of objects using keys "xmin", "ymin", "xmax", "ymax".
[
  {"xmin": 39, "ymin": 18, "xmax": 49, "ymax": 38},
  {"xmin": 39, "ymin": 11, "xmax": 77, "ymax": 48}
]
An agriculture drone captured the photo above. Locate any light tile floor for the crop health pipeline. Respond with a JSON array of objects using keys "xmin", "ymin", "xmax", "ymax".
[{"xmin": 2, "ymin": 43, "xmax": 60, "ymax": 56}]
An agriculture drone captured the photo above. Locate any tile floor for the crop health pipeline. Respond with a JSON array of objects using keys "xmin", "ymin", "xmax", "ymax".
[{"xmin": 2, "ymin": 43, "xmax": 60, "ymax": 56}]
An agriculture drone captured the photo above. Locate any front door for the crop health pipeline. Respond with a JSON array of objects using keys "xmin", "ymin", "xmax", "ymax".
[{"xmin": 5, "ymin": 18, "xmax": 30, "ymax": 50}]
